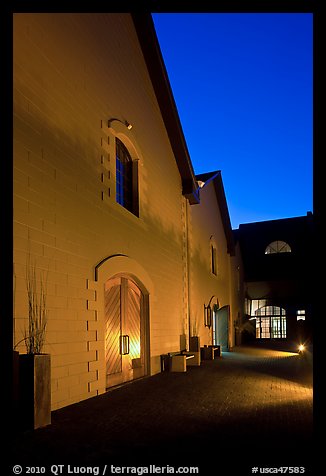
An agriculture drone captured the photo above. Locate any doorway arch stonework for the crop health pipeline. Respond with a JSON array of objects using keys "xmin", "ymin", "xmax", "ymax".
[{"xmin": 87, "ymin": 255, "xmax": 154, "ymax": 393}]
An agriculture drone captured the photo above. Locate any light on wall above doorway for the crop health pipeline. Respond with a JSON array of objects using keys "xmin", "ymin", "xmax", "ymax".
[{"xmin": 108, "ymin": 118, "xmax": 133, "ymax": 130}]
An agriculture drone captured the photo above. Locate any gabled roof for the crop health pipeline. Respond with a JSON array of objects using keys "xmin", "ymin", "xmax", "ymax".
[
  {"xmin": 196, "ymin": 171, "xmax": 235, "ymax": 256},
  {"xmin": 131, "ymin": 13, "xmax": 200, "ymax": 205},
  {"xmin": 131, "ymin": 16, "xmax": 235, "ymax": 253}
]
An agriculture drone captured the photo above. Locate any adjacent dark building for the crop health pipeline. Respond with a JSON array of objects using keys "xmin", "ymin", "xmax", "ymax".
[{"xmin": 235, "ymin": 213, "xmax": 313, "ymax": 347}]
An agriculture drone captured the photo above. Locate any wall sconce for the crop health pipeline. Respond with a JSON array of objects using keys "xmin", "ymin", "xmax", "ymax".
[
  {"xmin": 204, "ymin": 296, "xmax": 219, "ymax": 329},
  {"xmin": 108, "ymin": 118, "xmax": 133, "ymax": 130},
  {"xmin": 204, "ymin": 304, "xmax": 212, "ymax": 328}
]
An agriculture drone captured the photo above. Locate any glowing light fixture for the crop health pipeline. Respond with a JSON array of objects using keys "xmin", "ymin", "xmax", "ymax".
[
  {"xmin": 298, "ymin": 344, "xmax": 305, "ymax": 353},
  {"xmin": 108, "ymin": 118, "xmax": 133, "ymax": 130},
  {"xmin": 204, "ymin": 304, "xmax": 212, "ymax": 328},
  {"xmin": 204, "ymin": 295, "xmax": 219, "ymax": 328}
]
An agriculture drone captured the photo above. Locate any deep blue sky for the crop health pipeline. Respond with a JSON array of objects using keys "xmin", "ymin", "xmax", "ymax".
[{"xmin": 152, "ymin": 13, "xmax": 313, "ymax": 229}]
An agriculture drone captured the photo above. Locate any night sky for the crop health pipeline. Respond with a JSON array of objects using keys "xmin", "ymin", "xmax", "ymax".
[{"xmin": 152, "ymin": 13, "xmax": 313, "ymax": 229}]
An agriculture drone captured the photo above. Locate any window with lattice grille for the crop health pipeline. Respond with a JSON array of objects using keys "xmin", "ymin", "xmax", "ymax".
[{"xmin": 265, "ymin": 240, "xmax": 291, "ymax": 254}]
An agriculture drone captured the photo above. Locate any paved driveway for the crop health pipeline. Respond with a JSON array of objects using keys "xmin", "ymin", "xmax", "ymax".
[{"xmin": 10, "ymin": 344, "xmax": 313, "ymax": 475}]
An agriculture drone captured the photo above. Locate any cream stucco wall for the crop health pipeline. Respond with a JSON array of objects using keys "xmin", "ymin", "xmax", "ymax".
[
  {"xmin": 188, "ymin": 180, "xmax": 240, "ymax": 349},
  {"xmin": 13, "ymin": 13, "xmax": 187, "ymax": 410},
  {"xmin": 13, "ymin": 13, "xmax": 243, "ymax": 412}
]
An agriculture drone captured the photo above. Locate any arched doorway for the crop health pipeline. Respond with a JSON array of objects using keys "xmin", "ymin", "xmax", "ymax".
[{"xmin": 105, "ymin": 275, "xmax": 149, "ymax": 388}]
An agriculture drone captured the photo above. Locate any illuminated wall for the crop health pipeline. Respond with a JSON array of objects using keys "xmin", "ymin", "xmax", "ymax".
[
  {"xmin": 13, "ymin": 13, "xmax": 186, "ymax": 410},
  {"xmin": 13, "ymin": 13, "xmax": 243, "ymax": 411},
  {"xmin": 188, "ymin": 180, "xmax": 243, "ymax": 349}
]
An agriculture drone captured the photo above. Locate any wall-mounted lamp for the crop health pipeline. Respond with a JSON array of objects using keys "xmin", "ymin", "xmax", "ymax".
[
  {"xmin": 204, "ymin": 296, "xmax": 220, "ymax": 329},
  {"xmin": 197, "ymin": 180, "xmax": 205, "ymax": 189},
  {"xmin": 108, "ymin": 117, "xmax": 133, "ymax": 130},
  {"xmin": 204, "ymin": 304, "xmax": 212, "ymax": 329}
]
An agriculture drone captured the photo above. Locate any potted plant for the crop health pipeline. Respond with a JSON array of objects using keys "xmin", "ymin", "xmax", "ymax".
[
  {"xmin": 189, "ymin": 316, "xmax": 200, "ymax": 352},
  {"xmin": 17, "ymin": 256, "xmax": 51, "ymax": 430}
]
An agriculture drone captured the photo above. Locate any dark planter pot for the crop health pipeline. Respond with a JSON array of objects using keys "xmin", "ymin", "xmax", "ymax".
[
  {"xmin": 189, "ymin": 336, "xmax": 200, "ymax": 352},
  {"xmin": 13, "ymin": 351, "xmax": 20, "ymax": 418},
  {"xmin": 19, "ymin": 354, "xmax": 51, "ymax": 430}
]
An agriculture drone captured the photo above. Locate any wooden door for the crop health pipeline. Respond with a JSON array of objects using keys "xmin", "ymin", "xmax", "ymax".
[{"xmin": 105, "ymin": 276, "xmax": 147, "ymax": 388}]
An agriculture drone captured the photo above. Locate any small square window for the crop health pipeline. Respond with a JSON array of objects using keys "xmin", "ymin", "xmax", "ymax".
[{"xmin": 297, "ymin": 309, "xmax": 306, "ymax": 321}]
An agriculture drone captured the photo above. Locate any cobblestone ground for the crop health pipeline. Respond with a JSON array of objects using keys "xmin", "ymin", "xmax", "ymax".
[{"xmin": 10, "ymin": 344, "xmax": 314, "ymax": 475}]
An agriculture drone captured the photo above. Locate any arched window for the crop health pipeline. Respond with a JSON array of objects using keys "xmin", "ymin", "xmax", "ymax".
[
  {"xmin": 116, "ymin": 138, "xmax": 133, "ymax": 211},
  {"xmin": 264, "ymin": 240, "xmax": 291, "ymax": 254},
  {"xmin": 210, "ymin": 244, "xmax": 217, "ymax": 275},
  {"xmin": 209, "ymin": 236, "xmax": 217, "ymax": 275},
  {"xmin": 115, "ymin": 138, "xmax": 139, "ymax": 216}
]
